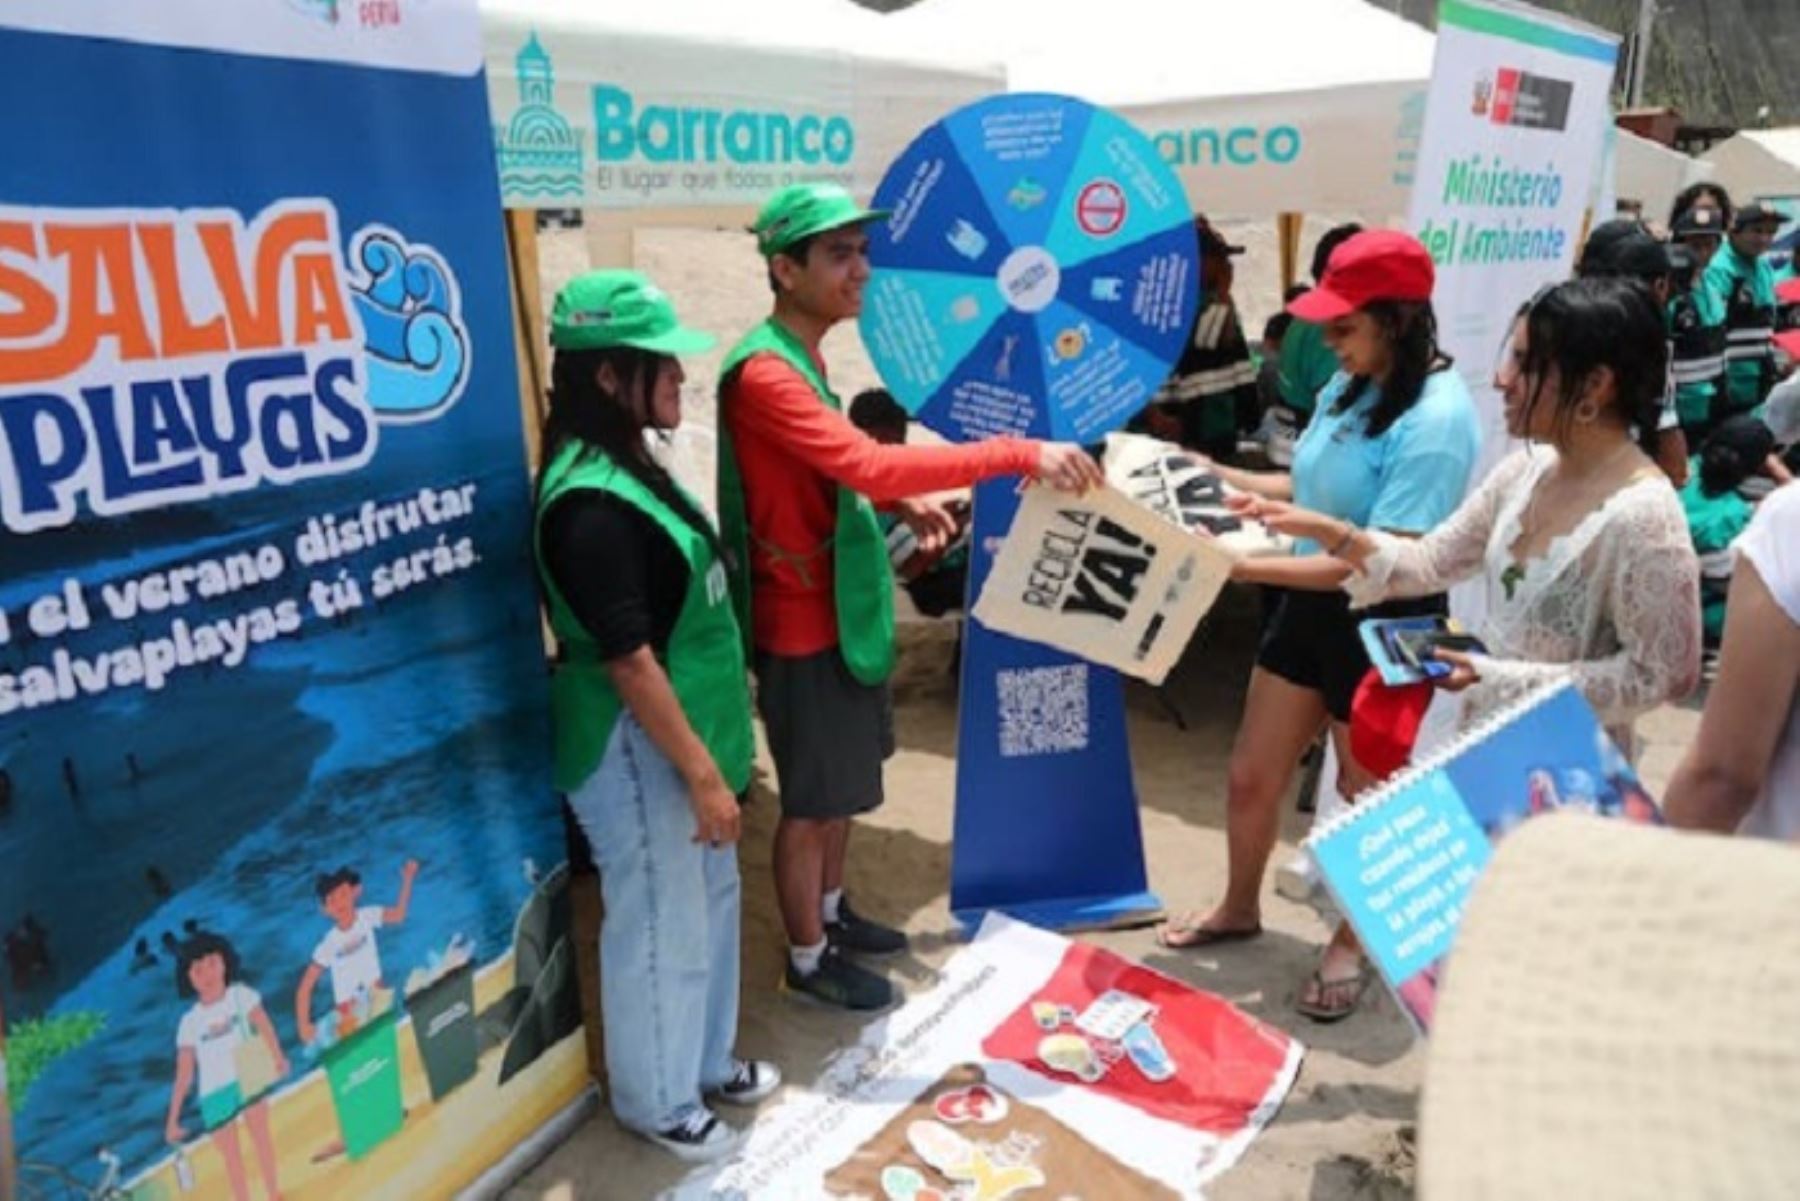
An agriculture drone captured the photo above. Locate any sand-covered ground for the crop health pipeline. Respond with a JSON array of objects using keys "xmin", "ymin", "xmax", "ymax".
[{"xmin": 503, "ymin": 224, "xmax": 1699, "ymax": 1200}]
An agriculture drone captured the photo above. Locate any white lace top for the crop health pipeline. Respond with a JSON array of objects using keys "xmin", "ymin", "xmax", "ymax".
[{"xmin": 1345, "ymin": 448, "xmax": 1702, "ymax": 750}]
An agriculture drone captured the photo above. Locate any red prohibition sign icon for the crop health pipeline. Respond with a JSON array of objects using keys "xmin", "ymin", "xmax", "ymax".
[{"xmin": 1076, "ymin": 179, "xmax": 1127, "ymax": 238}]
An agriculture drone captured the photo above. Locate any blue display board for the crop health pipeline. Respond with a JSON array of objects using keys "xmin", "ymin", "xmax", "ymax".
[{"xmin": 861, "ymin": 94, "xmax": 1197, "ymax": 930}]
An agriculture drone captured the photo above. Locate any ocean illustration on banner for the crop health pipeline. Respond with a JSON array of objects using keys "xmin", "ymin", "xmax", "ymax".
[{"xmin": 0, "ymin": 8, "xmax": 585, "ymax": 1198}]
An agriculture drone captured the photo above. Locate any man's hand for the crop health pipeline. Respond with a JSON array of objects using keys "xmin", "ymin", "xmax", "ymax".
[
  {"xmin": 688, "ymin": 772, "xmax": 742, "ymax": 847},
  {"xmin": 1033, "ymin": 443, "xmax": 1105, "ymax": 493},
  {"xmin": 893, "ymin": 496, "xmax": 958, "ymax": 557}
]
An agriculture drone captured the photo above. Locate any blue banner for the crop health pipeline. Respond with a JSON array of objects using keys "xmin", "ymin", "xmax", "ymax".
[{"xmin": 0, "ymin": 7, "xmax": 584, "ymax": 1198}]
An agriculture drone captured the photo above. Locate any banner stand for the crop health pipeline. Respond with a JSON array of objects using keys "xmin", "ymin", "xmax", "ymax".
[{"xmin": 949, "ymin": 481, "xmax": 1162, "ymax": 933}]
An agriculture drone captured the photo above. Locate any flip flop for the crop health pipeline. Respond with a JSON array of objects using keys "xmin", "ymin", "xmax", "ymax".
[
  {"xmin": 1155, "ymin": 913, "xmax": 1263, "ymax": 949},
  {"xmin": 1295, "ymin": 966, "xmax": 1375, "ymax": 1023}
]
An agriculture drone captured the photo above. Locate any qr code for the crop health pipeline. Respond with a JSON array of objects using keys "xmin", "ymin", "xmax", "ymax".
[{"xmin": 996, "ymin": 664, "xmax": 1090, "ymax": 758}]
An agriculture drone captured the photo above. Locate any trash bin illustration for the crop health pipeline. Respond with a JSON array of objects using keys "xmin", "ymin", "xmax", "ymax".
[
  {"xmin": 407, "ymin": 959, "xmax": 479, "ymax": 1102},
  {"xmin": 321, "ymin": 1006, "xmax": 405, "ymax": 1160}
]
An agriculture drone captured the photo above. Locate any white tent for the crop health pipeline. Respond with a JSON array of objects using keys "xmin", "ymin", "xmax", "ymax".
[
  {"xmin": 1614, "ymin": 127, "xmax": 1715, "ymax": 225},
  {"xmin": 875, "ymin": 0, "xmax": 1706, "ymax": 226},
  {"xmin": 1702, "ymin": 128, "xmax": 1800, "ymax": 213},
  {"xmin": 482, "ymin": 0, "xmax": 1705, "ymax": 231},
  {"xmin": 874, "ymin": 0, "xmax": 1436, "ymax": 221}
]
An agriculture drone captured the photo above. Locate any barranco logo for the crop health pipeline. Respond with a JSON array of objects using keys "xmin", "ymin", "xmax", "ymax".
[
  {"xmin": 593, "ymin": 85, "xmax": 855, "ymax": 167},
  {"xmin": 1152, "ymin": 124, "xmax": 1303, "ymax": 170}
]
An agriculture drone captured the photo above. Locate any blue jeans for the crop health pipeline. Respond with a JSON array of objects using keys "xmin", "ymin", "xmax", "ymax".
[{"xmin": 566, "ymin": 715, "xmax": 742, "ymax": 1133}]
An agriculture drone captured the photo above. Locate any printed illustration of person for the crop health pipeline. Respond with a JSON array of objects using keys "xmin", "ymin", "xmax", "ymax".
[
  {"xmin": 293, "ymin": 859, "xmax": 419, "ymax": 1046},
  {"xmin": 164, "ymin": 930, "xmax": 289, "ymax": 1201}
]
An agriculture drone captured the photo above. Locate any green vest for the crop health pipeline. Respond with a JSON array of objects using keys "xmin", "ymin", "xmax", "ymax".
[
  {"xmin": 534, "ymin": 442, "xmax": 754, "ymax": 794},
  {"xmin": 1679, "ymin": 462, "xmax": 1753, "ymax": 645},
  {"xmin": 1668, "ymin": 285, "xmax": 1727, "ymax": 429},
  {"xmin": 715, "ymin": 319, "xmax": 896, "ymax": 685},
  {"xmin": 1703, "ymin": 243, "xmax": 1778, "ymax": 416}
]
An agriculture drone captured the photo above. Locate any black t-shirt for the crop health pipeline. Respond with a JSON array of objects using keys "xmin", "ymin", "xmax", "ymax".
[{"xmin": 541, "ymin": 490, "xmax": 690, "ymax": 660}]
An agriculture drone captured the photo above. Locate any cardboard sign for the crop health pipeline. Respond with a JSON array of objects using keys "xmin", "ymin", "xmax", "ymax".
[
  {"xmin": 1104, "ymin": 432, "xmax": 1291, "ymax": 558},
  {"xmin": 973, "ymin": 484, "xmax": 1234, "ymax": 684}
]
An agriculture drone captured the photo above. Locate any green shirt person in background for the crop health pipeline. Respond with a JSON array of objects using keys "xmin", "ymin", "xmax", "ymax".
[
  {"xmin": 1668, "ymin": 206, "xmax": 1729, "ymax": 439},
  {"xmin": 1679, "ymin": 416, "xmax": 1775, "ymax": 647},
  {"xmin": 1277, "ymin": 224, "xmax": 1365, "ymax": 448},
  {"xmin": 1702, "ymin": 204, "xmax": 1782, "ymax": 419}
]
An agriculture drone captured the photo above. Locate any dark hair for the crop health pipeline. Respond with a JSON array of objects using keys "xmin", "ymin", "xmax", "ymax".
[
  {"xmin": 174, "ymin": 931, "xmax": 242, "ymax": 1000},
  {"xmin": 315, "ymin": 867, "xmax": 361, "ymax": 900},
  {"xmin": 538, "ymin": 347, "xmax": 723, "ymax": 560},
  {"xmin": 1514, "ymin": 277, "xmax": 1668, "ymax": 455},
  {"xmin": 1669, "ymin": 182, "xmax": 1734, "ymax": 230},
  {"xmin": 1330, "ymin": 300, "xmax": 1447, "ymax": 438},
  {"xmin": 1577, "ymin": 219, "xmax": 1672, "ymax": 287},
  {"xmin": 1312, "ymin": 223, "xmax": 1364, "ymax": 282},
  {"xmin": 849, "ymin": 388, "xmax": 908, "ymax": 435},
  {"xmin": 766, "ymin": 233, "xmax": 819, "ymax": 295},
  {"xmin": 1283, "ymin": 283, "xmax": 1311, "ymax": 303},
  {"xmin": 1698, "ymin": 415, "xmax": 1775, "ymax": 496},
  {"xmin": 1263, "ymin": 312, "xmax": 1294, "ymax": 344}
]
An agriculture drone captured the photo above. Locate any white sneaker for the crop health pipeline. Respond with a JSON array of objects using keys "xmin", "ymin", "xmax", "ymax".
[
  {"xmin": 641, "ymin": 1106, "xmax": 744, "ymax": 1164},
  {"xmin": 1274, "ymin": 853, "xmax": 1318, "ymax": 903},
  {"xmin": 708, "ymin": 1058, "xmax": 782, "ymax": 1106}
]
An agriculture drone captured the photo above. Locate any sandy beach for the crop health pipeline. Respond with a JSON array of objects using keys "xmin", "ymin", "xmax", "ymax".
[{"xmin": 500, "ymin": 226, "xmax": 1701, "ymax": 1200}]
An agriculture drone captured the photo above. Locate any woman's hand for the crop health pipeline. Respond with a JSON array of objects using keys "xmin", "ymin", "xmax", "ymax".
[
  {"xmin": 688, "ymin": 772, "xmax": 742, "ymax": 846},
  {"xmin": 1226, "ymin": 494, "xmax": 1346, "ymax": 546},
  {"xmin": 1429, "ymin": 648, "xmax": 1482, "ymax": 692},
  {"xmin": 165, "ymin": 1118, "xmax": 187, "ymax": 1146}
]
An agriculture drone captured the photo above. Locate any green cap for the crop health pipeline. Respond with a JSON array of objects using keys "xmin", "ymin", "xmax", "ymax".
[
  {"xmin": 751, "ymin": 183, "xmax": 891, "ymax": 257},
  {"xmin": 548, "ymin": 270, "xmax": 715, "ymax": 355}
]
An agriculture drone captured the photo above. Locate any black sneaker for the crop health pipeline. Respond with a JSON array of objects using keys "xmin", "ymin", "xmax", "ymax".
[
  {"xmin": 708, "ymin": 1058, "xmax": 782, "ymax": 1106},
  {"xmin": 641, "ymin": 1105, "xmax": 743, "ymax": 1163},
  {"xmin": 782, "ymin": 945, "xmax": 894, "ymax": 1011},
  {"xmin": 826, "ymin": 896, "xmax": 909, "ymax": 957}
]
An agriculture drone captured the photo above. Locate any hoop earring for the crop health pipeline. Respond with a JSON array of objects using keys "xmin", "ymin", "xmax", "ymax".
[{"xmin": 1574, "ymin": 398, "xmax": 1600, "ymax": 425}]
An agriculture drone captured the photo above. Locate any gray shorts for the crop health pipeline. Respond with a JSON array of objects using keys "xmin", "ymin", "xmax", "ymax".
[{"xmin": 755, "ymin": 648, "xmax": 894, "ymax": 821}]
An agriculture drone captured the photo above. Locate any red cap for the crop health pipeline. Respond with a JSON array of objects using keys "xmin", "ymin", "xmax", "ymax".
[
  {"xmin": 1287, "ymin": 230, "xmax": 1435, "ymax": 322},
  {"xmin": 1777, "ymin": 277, "xmax": 1800, "ymax": 306},
  {"xmin": 1776, "ymin": 329, "xmax": 1800, "ymax": 361},
  {"xmin": 1348, "ymin": 670, "xmax": 1434, "ymax": 780}
]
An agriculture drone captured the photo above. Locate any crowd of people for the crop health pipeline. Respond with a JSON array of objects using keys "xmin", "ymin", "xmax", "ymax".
[{"xmin": 527, "ymin": 180, "xmax": 1799, "ymax": 1160}]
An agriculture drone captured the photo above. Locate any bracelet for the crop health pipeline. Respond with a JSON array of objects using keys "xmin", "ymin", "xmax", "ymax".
[{"xmin": 1327, "ymin": 522, "xmax": 1358, "ymax": 557}]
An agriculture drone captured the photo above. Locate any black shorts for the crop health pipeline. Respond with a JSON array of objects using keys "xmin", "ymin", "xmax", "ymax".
[
  {"xmin": 1257, "ymin": 589, "xmax": 1448, "ymax": 721},
  {"xmin": 755, "ymin": 648, "xmax": 895, "ymax": 821}
]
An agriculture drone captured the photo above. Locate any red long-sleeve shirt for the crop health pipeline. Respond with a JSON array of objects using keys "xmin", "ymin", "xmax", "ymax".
[{"xmin": 723, "ymin": 350, "xmax": 1039, "ymax": 656}]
